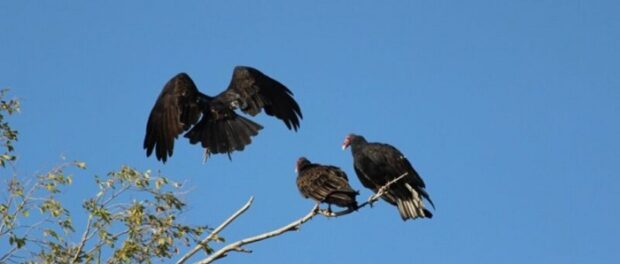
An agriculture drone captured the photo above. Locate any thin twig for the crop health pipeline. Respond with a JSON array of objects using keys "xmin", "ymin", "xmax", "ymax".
[
  {"xmin": 176, "ymin": 196, "xmax": 254, "ymax": 264},
  {"xmin": 70, "ymin": 214, "xmax": 93, "ymax": 264},
  {"xmin": 83, "ymin": 229, "xmax": 130, "ymax": 257},
  {"xmin": 0, "ymin": 246, "xmax": 18, "ymax": 263},
  {"xmin": 0, "ymin": 176, "xmax": 39, "ymax": 262},
  {"xmin": 0, "ymin": 176, "xmax": 38, "ymax": 236},
  {"xmin": 101, "ymin": 184, "xmax": 131, "ymax": 206}
]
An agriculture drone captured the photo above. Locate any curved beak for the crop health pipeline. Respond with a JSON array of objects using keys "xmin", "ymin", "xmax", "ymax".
[{"xmin": 341, "ymin": 137, "xmax": 351, "ymax": 150}]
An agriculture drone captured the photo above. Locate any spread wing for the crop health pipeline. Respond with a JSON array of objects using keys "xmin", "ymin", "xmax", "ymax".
[
  {"xmin": 215, "ymin": 66, "xmax": 302, "ymax": 130},
  {"xmin": 143, "ymin": 73, "xmax": 203, "ymax": 162}
]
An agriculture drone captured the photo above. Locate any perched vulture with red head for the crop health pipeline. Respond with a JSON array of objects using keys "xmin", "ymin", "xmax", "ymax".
[
  {"xmin": 143, "ymin": 66, "xmax": 302, "ymax": 163},
  {"xmin": 342, "ymin": 134, "xmax": 434, "ymax": 220},
  {"xmin": 295, "ymin": 157, "xmax": 358, "ymax": 211}
]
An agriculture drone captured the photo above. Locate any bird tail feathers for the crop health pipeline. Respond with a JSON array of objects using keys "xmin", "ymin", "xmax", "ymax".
[
  {"xmin": 325, "ymin": 190, "xmax": 359, "ymax": 210},
  {"xmin": 395, "ymin": 184, "xmax": 433, "ymax": 221},
  {"xmin": 185, "ymin": 114, "xmax": 263, "ymax": 161}
]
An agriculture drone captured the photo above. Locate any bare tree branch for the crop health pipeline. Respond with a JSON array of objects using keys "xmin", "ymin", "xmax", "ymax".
[
  {"xmin": 83, "ymin": 229, "xmax": 130, "ymax": 257},
  {"xmin": 0, "ymin": 246, "xmax": 19, "ymax": 263},
  {"xmin": 176, "ymin": 196, "xmax": 254, "ymax": 264},
  {"xmin": 70, "ymin": 214, "xmax": 93, "ymax": 264},
  {"xmin": 197, "ymin": 203, "xmax": 320, "ymax": 264},
  {"xmin": 189, "ymin": 172, "xmax": 409, "ymax": 264}
]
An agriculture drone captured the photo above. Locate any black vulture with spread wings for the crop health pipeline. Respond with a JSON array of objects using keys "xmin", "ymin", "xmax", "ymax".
[
  {"xmin": 144, "ymin": 66, "xmax": 302, "ymax": 163},
  {"xmin": 342, "ymin": 134, "xmax": 434, "ymax": 220},
  {"xmin": 295, "ymin": 157, "xmax": 358, "ymax": 211}
]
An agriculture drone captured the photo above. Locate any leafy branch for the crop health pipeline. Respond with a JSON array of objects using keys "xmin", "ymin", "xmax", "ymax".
[
  {"xmin": 0, "ymin": 88, "xmax": 19, "ymax": 168},
  {"xmin": 0, "ymin": 89, "xmax": 209, "ymax": 263}
]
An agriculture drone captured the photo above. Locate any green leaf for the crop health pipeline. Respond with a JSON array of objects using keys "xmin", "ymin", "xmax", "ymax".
[
  {"xmin": 212, "ymin": 234, "xmax": 225, "ymax": 243},
  {"xmin": 43, "ymin": 229, "xmax": 61, "ymax": 241},
  {"xmin": 9, "ymin": 234, "xmax": 27, "ymax": 249},
  {"xmin": 75, "ymin": 161, "xmax": 87, "ymax": 169}
]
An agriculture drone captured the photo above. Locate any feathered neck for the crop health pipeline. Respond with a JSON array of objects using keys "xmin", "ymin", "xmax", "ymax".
[
  {"xmin": 296, "ymin": 158, "xmax": 313, "ymax": 172},
  {"xmin": 349, "ymin": 135, "xmax": 368, "ymax": 154}
]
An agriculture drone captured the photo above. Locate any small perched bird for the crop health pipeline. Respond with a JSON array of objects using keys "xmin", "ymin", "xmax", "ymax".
[
  {"xmin": 295, "ymin": 157, "xmax": 359, "ymax": 211},
  {"xmin": 342, "ymin": 134, "xmax": 434, "ymax": 220},
  {"xmin": 143, "ymin": 66, "xmax": 302, "ymax": 163}
]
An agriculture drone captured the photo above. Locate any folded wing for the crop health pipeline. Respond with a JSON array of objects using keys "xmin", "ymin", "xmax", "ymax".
[
  {"xmin": 297, "ymin": 164, "xmax": 358, "ymax": 209},
  {"xmin": 364, "ymin": 144, "xmax": 435, "ymax": 209}
]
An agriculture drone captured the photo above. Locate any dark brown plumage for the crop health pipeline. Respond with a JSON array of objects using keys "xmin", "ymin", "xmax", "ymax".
[
  {"xmin": 295, "ymin": 157, "xmax": 358, "ymax": 210},
  {"xmin": 342, "ymin": 134, "xmax": 434, "ymax": 220},
  {"xmin": 143, "ymin": 66, "xmax": 302, "ymax": 163}
]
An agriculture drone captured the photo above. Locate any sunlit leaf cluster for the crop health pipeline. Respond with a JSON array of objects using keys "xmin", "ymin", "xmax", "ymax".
[
  {"xmin": 0, "ymin": 88, "xmax": 19, "ymax": 168},
  {"xmin": 0, "ymin": 91, "xmax": 210, "ymax": 263},
  {"xmin": 1, "ymin": 162, "xmax": 78, "ymax": 263}
]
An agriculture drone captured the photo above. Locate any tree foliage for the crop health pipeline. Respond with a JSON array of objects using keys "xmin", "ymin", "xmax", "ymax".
[
  {"xmin": 0, "ymin": 89, "xmax": 19, "ymax": 168},
  {"xmin": 0, "ymin": 90, "xmax": 209, "ymax": 263}
]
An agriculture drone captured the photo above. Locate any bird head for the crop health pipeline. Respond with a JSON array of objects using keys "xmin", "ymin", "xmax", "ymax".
[
  {"xmin": 295, "ymin": 157, "xmax": 311, "ymax": 173},
  {"xmin": 342, "ymin": 133, "xmax": 368, "ymax": 150},
  {"xmin": 342, "ymin": 134, "xmax": 358, "ymax": 150}
]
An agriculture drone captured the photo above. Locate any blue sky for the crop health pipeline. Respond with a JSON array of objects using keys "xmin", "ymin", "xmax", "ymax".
[{"xmin": 2, "ymin": 0, "xmax": 619, "ymax": 263}]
